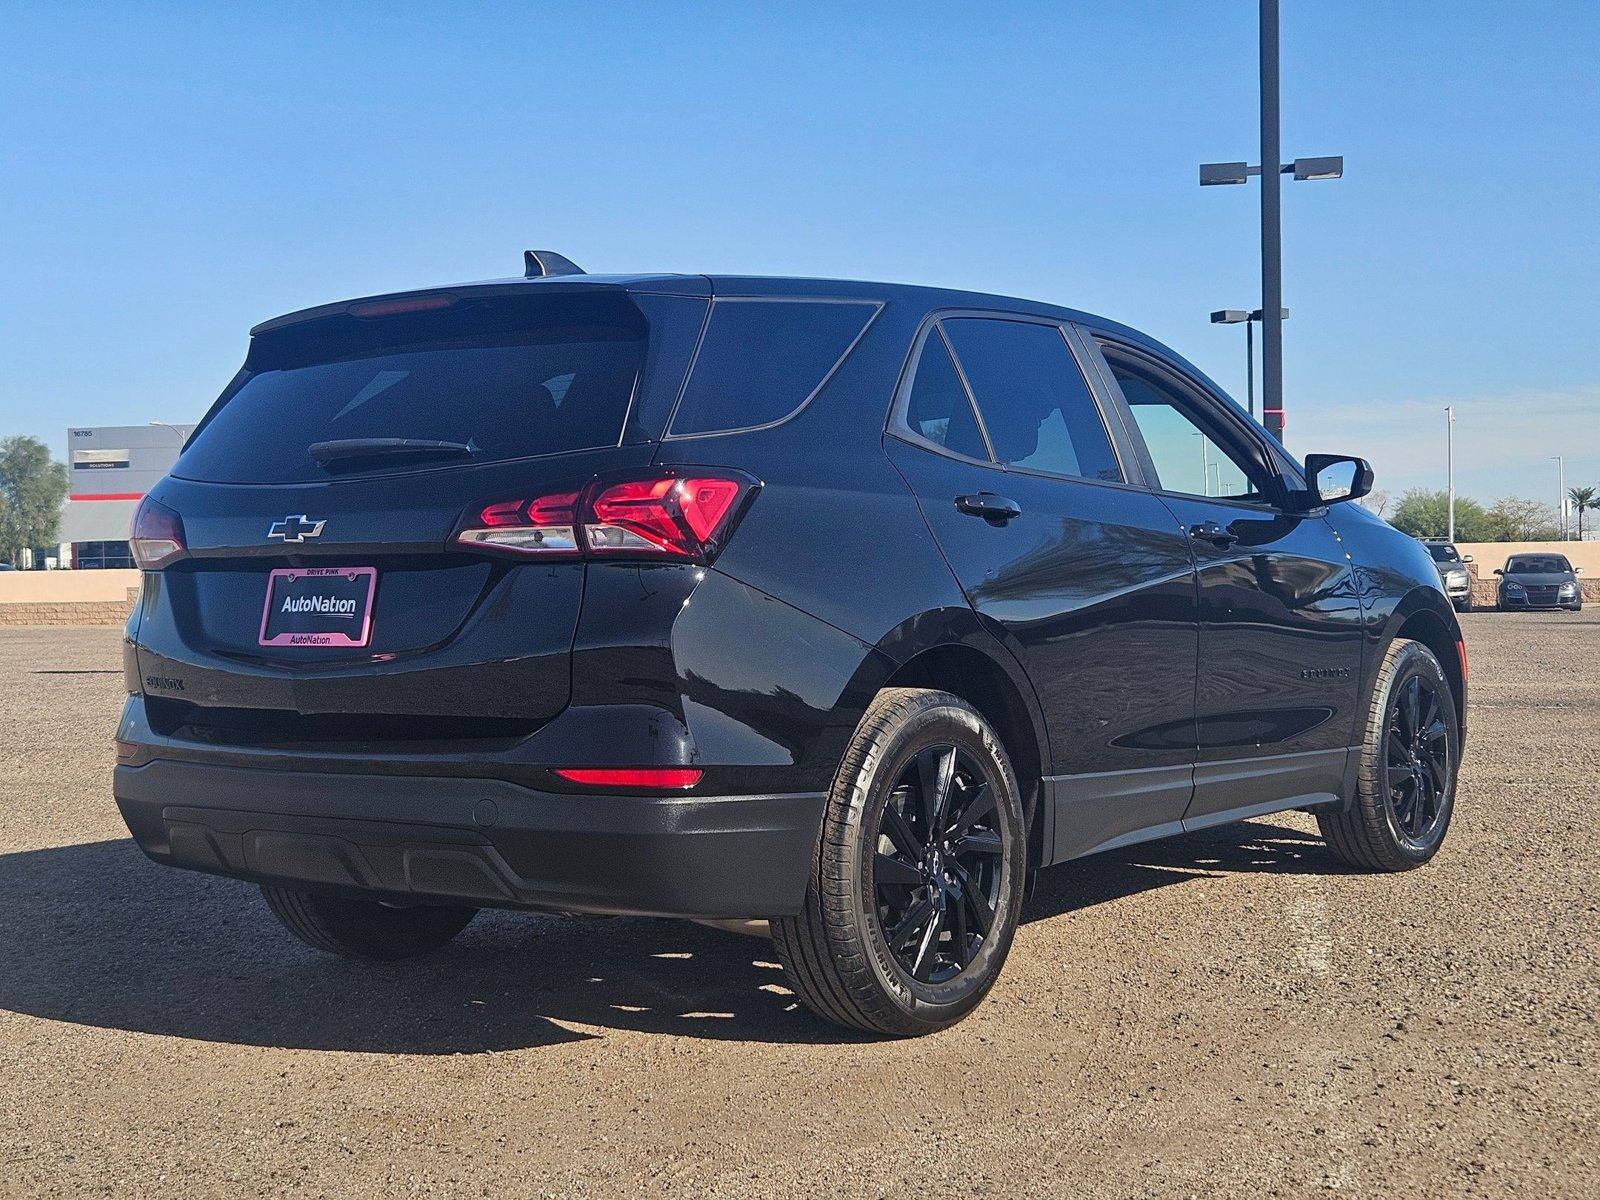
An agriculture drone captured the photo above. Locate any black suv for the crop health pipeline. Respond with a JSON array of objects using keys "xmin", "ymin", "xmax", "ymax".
[{"xmin": 116, "ymin": 256, "xmax": 1467, "ymax": 1036}]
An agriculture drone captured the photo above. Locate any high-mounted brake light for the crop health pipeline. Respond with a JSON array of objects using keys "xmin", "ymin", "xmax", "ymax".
[
  {"xmin": 347, "ymin": 294, "xmax": 457, "ymax": 318},
  {"xmin": 553, "ymin": 767, "xmax": 703, "ymax": 790},
  {"xmin": 453, "ymin": 470, "xmax": 757, "ymax": 562},
  {"xmin": 130, "ymin": 496, "xmax": 187, "ymax": 569}
]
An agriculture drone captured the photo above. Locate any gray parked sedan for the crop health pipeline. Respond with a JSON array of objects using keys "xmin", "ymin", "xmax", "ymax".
[{"xmin": 1494, "ymin": 553, "xmax": 1583, "ymax": 611}]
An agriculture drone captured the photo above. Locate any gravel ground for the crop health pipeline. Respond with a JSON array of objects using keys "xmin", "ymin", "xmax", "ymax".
[{"xmin": 0, "ymin": 613, "xmax": 1595, "ymax": 1198}]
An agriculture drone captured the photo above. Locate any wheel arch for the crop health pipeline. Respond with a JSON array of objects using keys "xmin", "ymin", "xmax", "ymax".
[
  {"xmin": 1385, "ymin": 587, "xmax": 1467, "ymax": 741},
  {"xmin": 861, "ymin": 611, "xmax": 1052, "ymax": 868}
]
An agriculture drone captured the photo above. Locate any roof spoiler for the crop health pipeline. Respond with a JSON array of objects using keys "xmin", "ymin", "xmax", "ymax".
[{"xmin": 523, "ymin": 250, "xmax": 586, "ymax": 278}]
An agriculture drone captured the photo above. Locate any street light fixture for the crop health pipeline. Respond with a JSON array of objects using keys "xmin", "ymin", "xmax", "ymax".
[
  {"xmin": 1210, "ymin": 307, "xmax": 1288, "ymax": 420},
  {"xmin": 1199, "ymin": 0, "xmax": 1344, "ymax": 444}
]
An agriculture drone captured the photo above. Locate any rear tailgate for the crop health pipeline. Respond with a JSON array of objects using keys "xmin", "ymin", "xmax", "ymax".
[{"xmin": 132, "ymin": 284, "xmax": 705, "ymax": 744}]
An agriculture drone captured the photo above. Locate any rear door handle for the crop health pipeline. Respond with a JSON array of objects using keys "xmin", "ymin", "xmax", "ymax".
[
  {"xmin": 1188, "ymin": 521, "xmax": 1239, "ymax": 548},
  {"xmin": 955, "ymin": 493, "xmax": 1023, "ymax": 522}
]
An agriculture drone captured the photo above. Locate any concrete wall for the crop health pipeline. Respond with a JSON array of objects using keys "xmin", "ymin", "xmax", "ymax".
[{"xmin": 0, "ymin": 569, "xmax": 141, "ymax": 626}]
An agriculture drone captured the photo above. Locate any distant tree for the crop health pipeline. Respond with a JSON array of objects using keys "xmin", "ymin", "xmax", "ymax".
[
  {"xmin": 0, "ymin": 436, "xmax": 69, "ymax": 565},
  {"xmin": 1358, "ymin": 488, "xmax": 1391, "ymax": 519},
  {"xmin": 1485, "ymin": 495, "xmax": 1560, "ymax": 542},
  {"xmin": 1568, "ymin": 485, "xmax": 1597, "ymax": 540},
  {"xmin": 1388, "ymin": 488, "xmax": 1493, "ymax": 542}
]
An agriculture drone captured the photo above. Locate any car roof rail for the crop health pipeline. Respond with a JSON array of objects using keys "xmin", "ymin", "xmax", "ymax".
[{"xmin": 523, "ymin": 250, "xmax": 586, "ymax": 278}]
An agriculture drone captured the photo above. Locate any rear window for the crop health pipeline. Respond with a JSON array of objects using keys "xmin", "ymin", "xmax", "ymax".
[
  {"xmin": 667, "ymin": 299, "xmax": 879, "ymax": 437},
  {"xmin": 176, "ymin": 292, "xmax": 653, "ymax": 484},
  {"xmin": 942, "ymin": 318, "xmax": 1121, "ymax": 482}
]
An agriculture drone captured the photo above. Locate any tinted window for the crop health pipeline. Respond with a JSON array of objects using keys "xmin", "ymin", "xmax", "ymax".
[
  {"xmin": 1108, "ymin": 358, "xmax": 1267, "ymax": 501},
  {"xmin": 1425, "ymin": 544, "xmax": 1461, "ymax": 563},
  {"xmin": 902, "ymin": 331, "xmax": 989, "ymax": 460},
  {"xmin": 940, "ymin": 319, "xmax": 1120, "ymax": 481},
  {"xmin": 669, "ymin": 299, "xmax": 877, "ymax": 436},
  {"xmin": 1506, "ymin": 556, "xmax": 1569, "ymax": 573},
  {"xmin": 178, "ymin": 293, "xmax": 648, "ymax": 484}
]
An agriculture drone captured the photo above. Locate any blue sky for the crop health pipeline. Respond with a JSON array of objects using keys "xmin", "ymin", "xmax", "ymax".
[{"xmin": 2, "ymin": 1, "xmax": 1596, "ymax": 509}]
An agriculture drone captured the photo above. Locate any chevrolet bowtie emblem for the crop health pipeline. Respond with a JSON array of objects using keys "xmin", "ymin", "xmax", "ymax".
[{"xmin": 267, "ymin": 515, "xmax": 327, "ymax": 543}]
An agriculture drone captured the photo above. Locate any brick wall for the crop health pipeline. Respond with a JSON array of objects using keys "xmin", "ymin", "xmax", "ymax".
[{"xmin": 0, "ymin": 587, "xmax": 140, "ymax": 626}]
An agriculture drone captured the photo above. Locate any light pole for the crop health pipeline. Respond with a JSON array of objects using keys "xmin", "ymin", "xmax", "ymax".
[
  {"xmin": 149, "ymin": 420, "xmax": 189, "ymax": 447},
  {"xmin": 1211, "ymin": 308, "xmax": 1289, "ymax": 420},
  {"xmin": 1552, "ymin": 455, "xmax": 1566, "ymax": 539},
  {"xmin": 1446, "ymin": 405, "xmax": 1455, "ymax": 543},
  {"xmin": 1200, "ymin": 0, "xmax": 1343, "ymax": 443}
]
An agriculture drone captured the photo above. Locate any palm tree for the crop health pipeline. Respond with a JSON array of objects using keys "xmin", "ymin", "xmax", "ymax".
[{"xmin": 1569, "ymin": 486, "xmax": 1597, "ymax": 540}]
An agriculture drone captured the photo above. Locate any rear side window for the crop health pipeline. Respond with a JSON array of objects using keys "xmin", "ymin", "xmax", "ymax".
[
  {"xmin": 902, "ymin": 331, "xmax": 989, "ymax": 460},
  {"xmin": 667, "ymin": 299, "xmax": 878, "ymax": 437},
  {"xmin": 177, "ymin": 292, "xmax": 653, "ymax": 485},
  {"xmin": 941, "ymin": 318, "xmax": 1121, "ymax": 482}
]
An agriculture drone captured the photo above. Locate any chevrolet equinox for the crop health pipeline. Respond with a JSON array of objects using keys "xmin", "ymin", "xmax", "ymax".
[{"xmin": 115, "ymin": 253, "xmax": 1467, "ymax": 1036}]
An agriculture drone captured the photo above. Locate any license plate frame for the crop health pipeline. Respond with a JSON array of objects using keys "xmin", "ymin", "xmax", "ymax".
[{"xmin": 258, "ymin": 566, "xmax": 377, "ymax": 648}]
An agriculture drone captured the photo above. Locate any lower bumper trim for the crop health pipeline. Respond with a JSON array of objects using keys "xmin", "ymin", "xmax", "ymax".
[{"xmin": 115, "ymin": 759, "xmax": 826, "ymax": 919}]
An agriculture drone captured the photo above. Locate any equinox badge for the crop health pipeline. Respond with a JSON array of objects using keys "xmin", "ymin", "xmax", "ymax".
[{"xmin": 267, "ymin": 515, "xmax": 327, "ymax": 543}]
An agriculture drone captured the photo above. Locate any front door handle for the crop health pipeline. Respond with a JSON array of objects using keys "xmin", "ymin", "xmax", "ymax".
[
  {"xmin": 955, "ymin": 493, "xmax": 1023, "ymax": 522},
  {"xmin": 1188, "ymin": 521, "xmax": 1239, "ymax": 548}
]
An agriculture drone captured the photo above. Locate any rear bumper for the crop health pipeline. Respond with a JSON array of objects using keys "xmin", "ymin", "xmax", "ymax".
[{"xmin": 114, "ymin": 758, "xmax": 826, "ymax": 919}]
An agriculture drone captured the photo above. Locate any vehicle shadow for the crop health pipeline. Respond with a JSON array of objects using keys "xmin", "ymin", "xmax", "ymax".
[
  {"xmin": 0, "ymin": 820, "xmax": 1344, "ymax": 1053},
  {"xmin": 1024, "ymin": 816, "xmax": 1349, "ymax": 923}
]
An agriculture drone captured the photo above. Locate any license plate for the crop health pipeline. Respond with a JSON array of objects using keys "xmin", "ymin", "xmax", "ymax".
[{"xmin": 258, "ymin": 567, "xmax": 377, "ymax": 648}]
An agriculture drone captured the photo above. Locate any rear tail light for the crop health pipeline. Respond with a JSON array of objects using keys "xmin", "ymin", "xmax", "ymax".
[
  {"xmin": 1456, "ymin": 637, "xmax": 1468, "ymax": 684},
  {"xmin": 455, "ymin": 492, "xmax": 581, "ymax": 556},
  {"xmin": 455, "ymin": 470, "xmax": 758, "ymax": 563},
  {"xmin": 130, "ymin": 497, "xmax": 187, "ymax": 569}
]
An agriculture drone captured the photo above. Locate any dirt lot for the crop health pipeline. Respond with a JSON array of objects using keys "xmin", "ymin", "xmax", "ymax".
[{"xmin": 1, "ymin": 614, "xmax": 1596, "ymax": 1198}]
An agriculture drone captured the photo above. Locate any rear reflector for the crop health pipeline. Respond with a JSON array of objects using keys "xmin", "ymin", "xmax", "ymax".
[
  {"xmin": 1456, "ymin": 638, "xmax": 1468, "ymax": 684},
  {"xmin": 454, "ymin": 470, "xmax": 757, "ymax": 563},
  {"xmin": 553, "ymin": 767, "xmax": 703, "ymax": 790},
  {"xmin": 130, "ymin": 496, "xmax": 187, "ymax": 570}
]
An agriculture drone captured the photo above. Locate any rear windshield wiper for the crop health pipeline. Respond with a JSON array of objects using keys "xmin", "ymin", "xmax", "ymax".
[{"xmin": 309, "ymin": 438, "xmax": 477, "ymax": 468}]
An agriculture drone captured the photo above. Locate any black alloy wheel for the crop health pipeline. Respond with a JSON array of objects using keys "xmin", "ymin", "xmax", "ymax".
[
  {"xmin": 771, "ymin": 687, "xmax": 1026, "ymax": 1036},
  {"xmin": 1318, "ymin": 637, "xmax": 1459, "ymax": 872},
  {"xmin": 872, "ymin": 744, "xmax": 1003, "ymax": 983},
  {"xmin": 1384, "ymin": 672, "xmax": 1451, "ymax": 847}
]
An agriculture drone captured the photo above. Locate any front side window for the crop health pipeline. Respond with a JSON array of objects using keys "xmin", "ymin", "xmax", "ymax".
[
  {"xmin": 668, "ymin": 299, "xmax": 878, "ymax": 437},
  {"xmin": 940, "ymin": 318, "xmax": 1121, "ymax": 482},
  {"xmin": 1105, "ymin": 354, "xmax": 1270, "ymax": 502}
]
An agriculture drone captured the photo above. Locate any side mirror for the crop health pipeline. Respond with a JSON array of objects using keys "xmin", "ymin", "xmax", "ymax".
[
  {"xmin": 1576, "ymin": 567, "xmax": 1585, "ymax": 576},
  {"xmin": 1462, "ymin": 554, "xmax": 1475, "ymax": 563},
  {"xmin": 1298, "ymin": 453, "xmax": 1374, "ymax": 509},
  {"xmin": 1493, "ymin": 568, "xmax": 1504, "ymax": 576}
]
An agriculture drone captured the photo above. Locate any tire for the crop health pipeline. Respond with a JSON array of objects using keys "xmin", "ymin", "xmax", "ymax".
[
  {"xmin": 261, "ymin": 885, "xmax": 477, "ymax": 960},
  {"xmin": 771, "ymin": 688, "xmax": 1027, "ymax": 1037},
  {"xmin": 1454, "ymin": 597, "xmax": 1471, "ymax": 613},
  {"xmin": 1318, "ymin": 638, "xmax": 1460, "ymax": 872}
]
